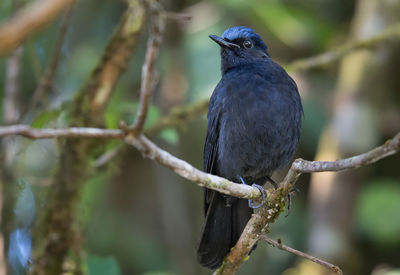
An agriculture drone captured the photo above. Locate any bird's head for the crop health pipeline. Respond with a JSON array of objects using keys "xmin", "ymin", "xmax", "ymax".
[{"xmin": 209, "ymin": 26, "xmax": 269, "ymax": 73}]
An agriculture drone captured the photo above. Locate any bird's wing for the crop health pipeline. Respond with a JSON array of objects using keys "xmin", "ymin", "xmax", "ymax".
[{"xmin": 203, "ymin": 90, "xmax": 222, "ymax": 215}]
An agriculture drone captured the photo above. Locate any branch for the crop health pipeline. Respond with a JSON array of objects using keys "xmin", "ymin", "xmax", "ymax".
[
  {"xmin": 124, "ymin": 134, "xmax": 260, "ymax": 198},
  {"xmin": 0, "ymin": 125, "xmax": 123, "ymax": 139},
  {"xmin": 30, "ymin": 1, "xmax": 147, "ymax": 273},
  {"xmin": 259, "ymin": 235, "xmax": 343, "ymax": 275},
  {"xmin": 286, "ymin": 23, "xmax": 400, "ymax": 72},
  {"xmin": 130, "ymin": 0, "xmax": 165, "ymax": 135},
  {"xmin": 0, "ymin": 0, "xmax": 75, "ymax": 56},
  {"xmin": 1, "ymin": 126, "xmax": 399, "ymax": 199},
  {"xmin": 0, "ymin": 127, "xmax": 399, "ymax": 273},
  {"xmin": 81, "ymin": 0, "xmax": 146, "ymax": 119},
  {"xmin": 216, "ymin": 131, "xmax": 400, "ymax": 274},
  {"xmin": 0, "ymin": 124, "xmax": 259, "ymax": 199}
]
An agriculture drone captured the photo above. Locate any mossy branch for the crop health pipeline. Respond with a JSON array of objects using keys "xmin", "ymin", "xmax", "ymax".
[{"xmin": 28, "ymin": 1, "xmax": 147, "ymax": 273}]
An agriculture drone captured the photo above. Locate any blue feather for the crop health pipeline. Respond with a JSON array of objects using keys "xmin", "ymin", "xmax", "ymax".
[{"xmin": 222, "ymin": 26, "xmax": 268, "ymax": 51}]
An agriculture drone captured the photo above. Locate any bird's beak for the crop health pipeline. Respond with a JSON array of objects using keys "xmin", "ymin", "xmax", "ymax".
[{"xmin": 209, "ymin": 35, "xmax": 240, "ymax": 49}]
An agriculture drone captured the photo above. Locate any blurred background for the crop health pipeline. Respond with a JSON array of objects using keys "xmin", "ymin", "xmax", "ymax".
[{"xmin": 1, "ymin": 0, "xmax": 400, "ymax": 274}]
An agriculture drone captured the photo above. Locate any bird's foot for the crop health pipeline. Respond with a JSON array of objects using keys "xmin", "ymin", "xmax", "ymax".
[
  {"xmin": 285, "ymin": 187, "xmax": 300, "ymax": 217},
  {"xmin": 240, "ymin": 177, "xmax": 267, "ymax": 209}
]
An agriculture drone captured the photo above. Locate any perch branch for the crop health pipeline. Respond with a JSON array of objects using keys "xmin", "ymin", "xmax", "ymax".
[
  {"xmin": 216, "ymin": 131, "xmax": 400, "ymax": 274},
  {"xmin": 0, "ymin": 124, "xmax": 260, "ymax": 199},
  {"xmin": 260, "ymin": 235, "xmax": 343, "ymax": 275},
  {"xmin": 0, "ymin": 126, "xmax": 399, "ymax": 274},
  {"xmin": 124, "ymin": 134, "xmax": 260, "ymax": 198},
  {"xmin": 1, "ymin": 126, "xmax": 399, "ymax": 200},
  {"xmin": 0, "ymin": 0, "xmax": 75, "ymax": 56}
]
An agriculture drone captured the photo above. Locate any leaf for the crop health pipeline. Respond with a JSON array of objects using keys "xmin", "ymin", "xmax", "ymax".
[{"xmin": 31, "ymin": 109, "xmax": 64, "ymax": 128}]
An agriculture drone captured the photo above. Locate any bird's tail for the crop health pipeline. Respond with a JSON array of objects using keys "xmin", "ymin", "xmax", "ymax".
[{"xmin": 197, "ymin": 191, "xmax": 252, "ymax": 270}]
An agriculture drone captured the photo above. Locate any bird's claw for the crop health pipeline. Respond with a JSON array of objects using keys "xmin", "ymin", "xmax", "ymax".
[
  {"xmin": 285, "ymin": 187, "xmax": 299, "ymax": 217},
  {"xmin": 250, "ymin": 184, "xmax": 267, "ymax": 209},
  {"xmin": 240, "ymin": 177, "xmax": 267, "ymax": 209}
]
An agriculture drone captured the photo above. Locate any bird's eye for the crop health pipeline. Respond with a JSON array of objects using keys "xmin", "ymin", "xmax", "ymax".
[{"xmin": 243, "ymin": 40, "xmax": 253, "ymax": 49}]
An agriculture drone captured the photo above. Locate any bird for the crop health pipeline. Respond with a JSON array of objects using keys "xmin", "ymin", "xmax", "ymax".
[{"xmin": 197, "ymin": 26, "xmax": 303, "ymax": 270}]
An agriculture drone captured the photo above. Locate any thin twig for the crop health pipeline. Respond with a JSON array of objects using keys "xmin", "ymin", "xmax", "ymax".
[
  {"xmin": 165, "ymin": 11, "xmax": 192, "ymax": 22},
  {"xmin": 0, "ymin": 125, "xmax": 123, "ymax": 139},
  {"xmin": 286, "ymin": 23, "xmax": 400, "ymax": 72},
  {"xmin": 0, "ymin": 0, "xmax": 75, "ymax": 56},
  {"xmin": 278, "ymin": 130, "xmax": 400, "ymax": 192},
  {"xmin": 130, "ymin": 0, "xmax": 165, "ymax": 135},
  {"xmin": 260, "ymin": 235, "xmax": 343, "ymax": 274}
]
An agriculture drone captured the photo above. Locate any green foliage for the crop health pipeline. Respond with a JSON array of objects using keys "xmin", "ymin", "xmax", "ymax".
[
  {"xmin": 86, "ymin": 254, "xmax": 121, "ymax": 275},
  {"xmin": 31, "ymin": 109, "xmax": 65, "ymax": 128},
  {"xmin": 355, "ymin": 179, "xmax": 400, "ymax": 245}
]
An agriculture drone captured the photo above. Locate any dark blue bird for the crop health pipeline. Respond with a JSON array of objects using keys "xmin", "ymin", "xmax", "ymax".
[{"xmin": 197, "ymin": 26, "xmax": 303, "ymax": 270}]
